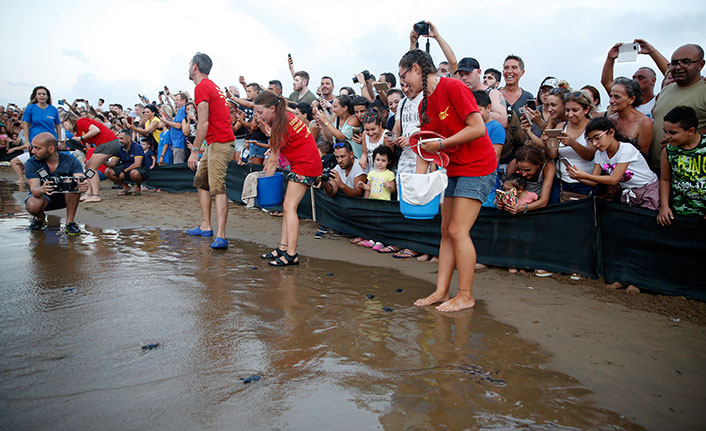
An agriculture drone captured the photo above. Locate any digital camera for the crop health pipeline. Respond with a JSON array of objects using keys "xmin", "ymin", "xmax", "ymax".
[
  {"xmin": 352, "ymin": 70, "xmax": 373, "ymax": 84},
  {"xmin": 414, "ymin": 21, "xmax": 429, "ymax": 36},
  {"xmin": 37, "ymin": 168, "xmax": 95, "ymax": 193}
]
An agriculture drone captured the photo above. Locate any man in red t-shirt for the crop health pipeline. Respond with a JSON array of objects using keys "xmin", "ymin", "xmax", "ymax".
[{"xmin": 185, "ymin": 52, "xmax": 236, "ymax": 249}]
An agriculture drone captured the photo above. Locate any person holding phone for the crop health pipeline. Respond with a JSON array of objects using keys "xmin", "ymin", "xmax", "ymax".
[
  {"xmin": 545, "ymin": 92, "xmax": 597, "ymax": 202},
  {"xmin": 316, "ymin": 95, "xmax": 362, "ymax": 158},
  {"xmin": 399, "ymin": 49, "xmax": 497, "ymax": 313}
]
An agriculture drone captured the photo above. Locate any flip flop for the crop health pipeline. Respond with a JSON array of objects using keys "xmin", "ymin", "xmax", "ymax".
[
  {"xmin": 377, "ymin": 245, "xmax": 401, "ymax": 254},
  {"xmin": 350, "ymin": 237, "xmax": 364, "ymax": 245},
  {"xmin": 393, "ymin": 249, "xmax": 420, "ymax": 259},
  {"xmin": 118, "ymin": 190, "xmax": 132, "ymax": 196}
]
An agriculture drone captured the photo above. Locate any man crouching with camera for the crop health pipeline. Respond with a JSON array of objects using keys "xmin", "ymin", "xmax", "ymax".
[{"xmin": 25, "ymin": 132, "xmax": 90, "ymax": 235}]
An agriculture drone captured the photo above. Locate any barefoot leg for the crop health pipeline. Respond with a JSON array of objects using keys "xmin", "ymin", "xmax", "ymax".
[
  {"xmin": 436, "ymin": 292, "xmax": 476, "ymax": 312},
  {"xmin": 606, "ymin": 282, "xmax": 624, "ymax": 290}
]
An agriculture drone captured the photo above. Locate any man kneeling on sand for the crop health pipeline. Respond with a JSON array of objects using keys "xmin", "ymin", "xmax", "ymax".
[
  {"xmin": 104, "ymin": 129, "xmax": 150, "ymax": 196},
  {"xmin": 24, "ymin": 132, "xmax": 89, "ymax": 234}
]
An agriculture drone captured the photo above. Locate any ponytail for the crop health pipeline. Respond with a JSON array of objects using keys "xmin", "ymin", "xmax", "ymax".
[{"xmin": 254, "ymin": 90, "xmax": 290, "ymax": 151}]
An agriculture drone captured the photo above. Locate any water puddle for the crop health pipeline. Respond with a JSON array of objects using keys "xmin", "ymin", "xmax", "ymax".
[{"xmin": 0, "ymin": 181, "xmax": 641, "ymax": 430}]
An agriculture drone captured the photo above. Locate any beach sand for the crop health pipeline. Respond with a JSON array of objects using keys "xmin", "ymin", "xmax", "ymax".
[{"xmin": 4, "ymin": 168, "xmax": 706, "ymax": 430}]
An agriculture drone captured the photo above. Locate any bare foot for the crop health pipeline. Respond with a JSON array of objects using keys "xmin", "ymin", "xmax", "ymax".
[
  {"xmin": 606, "ymin": 282, "xmax": 623, "ymax": 290},
  {"xmin": 83, "ymin": 195, "xmax": 102, "ymax": 203},
  {"xmin": 435, "ymin": 295, "xmax": 476, "ymax": 312},
  {"xmin": 626, "ymin": 285, "xmax": 640, "ymax": 295},
  {"xmin": 475, "ymin": 263, "xmax": 488, "ymax": 270},
  {"xmin": 414, "ymin": 291, "xmax": 450, "ymax": 307},
  {"xmin": 430, "ymin": 256, "xmax": 438, "ymax": 263},
  {"xmin": 508, "ymin": 268, "xmax": 518, "ymax": 274}
]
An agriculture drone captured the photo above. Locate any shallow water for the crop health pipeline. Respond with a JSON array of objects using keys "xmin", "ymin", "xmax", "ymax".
[{"xmin": 0, "ymin": 183, "xmax": 642, "ymax": 430}]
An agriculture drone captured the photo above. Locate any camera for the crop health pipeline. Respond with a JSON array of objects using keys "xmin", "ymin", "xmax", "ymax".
[
  {"xmin": 414, "ymin": 21, "xmax": 429, "ymax": 36},
  {"xmin": 159, "ymin": 91, "xmax": 165, "ymax": 96},
  {"xmin": 321, "ymin": 167, "xmax": 332, "ymax": 182},
  {"xmin": 36, "ymin": 169, "xmax": 95, "ymax": 194},
  {"xmin": 352, "ymin": 70, "xmax": 373, "ymax": 84}
]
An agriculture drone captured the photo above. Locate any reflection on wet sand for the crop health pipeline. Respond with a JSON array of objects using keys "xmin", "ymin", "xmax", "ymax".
[{"xmin": 0, "ymin": 186, "xmax": 641, "ymax": 430}]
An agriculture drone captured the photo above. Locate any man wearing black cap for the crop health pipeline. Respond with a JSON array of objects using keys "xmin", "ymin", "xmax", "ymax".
[{"xmin": 455, "ymin": 57, "xmax": 508, "ymax": 127}]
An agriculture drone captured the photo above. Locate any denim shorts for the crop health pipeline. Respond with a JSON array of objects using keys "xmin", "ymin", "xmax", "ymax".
[
  {"xmin": 445, "ymin": 172, "xmax": 496, "ymax": 202},
  {"xmin": 248, "ymin": 141, "xmax": 268, "ymax": 159}
]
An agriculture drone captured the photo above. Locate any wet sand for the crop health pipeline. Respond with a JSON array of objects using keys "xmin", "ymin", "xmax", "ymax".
[{"xmin": 2, "ymin": 169, "xmax": 705, "ymax": 430}]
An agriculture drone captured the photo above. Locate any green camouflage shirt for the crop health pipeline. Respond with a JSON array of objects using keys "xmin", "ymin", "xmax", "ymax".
[{"xmin": 667, "ymin": 134, "xmax": 706, "ymax": 217}]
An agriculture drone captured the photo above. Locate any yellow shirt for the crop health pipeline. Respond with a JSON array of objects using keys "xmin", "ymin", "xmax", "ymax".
[
  {"xmin": 144, "ymin": 117, "xmax": 162, "ymax": 143},
  {"xmin": 368, "ymin": 169, "xmax": 395, "ymax": 200}
]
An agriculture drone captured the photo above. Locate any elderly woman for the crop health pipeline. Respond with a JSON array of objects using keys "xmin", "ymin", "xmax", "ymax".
[{"xmin": 607, "ymin": 77, "xmax": 653, "ymax": 155}]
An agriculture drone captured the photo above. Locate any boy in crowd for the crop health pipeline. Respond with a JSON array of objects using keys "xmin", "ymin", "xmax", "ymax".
[
  {"xmin": 657, "ymin": 106, "xmax": 706, "ymax": 225},
  {"xmin": 473, "ymin": 90, "xmax": 505, "ymax": 158}
]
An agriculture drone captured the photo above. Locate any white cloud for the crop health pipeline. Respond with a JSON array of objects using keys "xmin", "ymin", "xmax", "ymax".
[{"xmin": 1, "ymin": 0, "xmax": 705, "ymax": 108}]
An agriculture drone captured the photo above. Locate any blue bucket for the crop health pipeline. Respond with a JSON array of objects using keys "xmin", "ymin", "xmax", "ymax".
[
  {"xmin": 257, "ymin": 172, "xmax": 284, "ymax": 208},
  {"xmin": 400, "ymin": 193, "xmax": 441, "ymax": 219},
  {"xmin": 398, "ymin": 173, "xmax": 441, "ymax": 219}
]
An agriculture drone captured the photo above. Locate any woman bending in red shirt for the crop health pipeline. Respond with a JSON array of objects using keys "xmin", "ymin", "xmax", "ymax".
[
  {"xmin": 254, "ymin": 91, "xmax": 323, "ymax": 266},
  {"xmin": 400, "ymin": 50, "xmax": 498, "ymax": 312}
]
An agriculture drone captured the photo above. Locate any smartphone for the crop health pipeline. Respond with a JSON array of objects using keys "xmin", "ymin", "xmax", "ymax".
[
  {"xmin": 351, "ymin": 127, "xmax": 362, "ymax": 135},
  {"xmin": 559, "ymin": 157, "xmax": 572, "ymax": 168},
  {"xmin": 518, "ymin": 107, "xmax": 531, "ymax": 122},
  {"xmin": 617, "ymin": 42, "xmax": 640, "ymax": 63},
  {"xmin": 164, "ymin": 86, "xmax": 169, "ymax": 92},
  {"xmin": 159, "ymin": 91, "xmax": 165, "ymax": 96},
  {"xmin": 373, "ymin": 82, "xmax": 388, "ymax": 93},
  {"xmin": 545, "ymin": 128, "xmax": 563, "ymax": 138},
  {"xmin": 495, "ymin": 189, "xmax": 507, "ymax": 197},
  {"xmin": 384, "ymin": 130, "xmax": 396, "ymax": 140},
  {"xmin": 58, "ymin": 100, "xmax": 65, "ymax": 105},
  {"xmin": 526, "ymin": 99, "xmax": 536, "ymax": 110}
]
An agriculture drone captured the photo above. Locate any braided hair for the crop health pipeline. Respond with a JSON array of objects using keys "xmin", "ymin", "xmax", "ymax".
[{"xmin": 399, "ymin": 50, "xmax": 436, "ymax": 125}]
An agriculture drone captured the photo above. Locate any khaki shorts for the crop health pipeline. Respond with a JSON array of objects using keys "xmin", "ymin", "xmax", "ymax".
[{"xmin": 193, "ymin": 141, "xmax": 234, "ymax": 194}]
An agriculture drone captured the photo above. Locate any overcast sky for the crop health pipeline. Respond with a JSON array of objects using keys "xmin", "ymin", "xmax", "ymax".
[{"xmin": 1, "ymin": 0, "xmax": 704, "ymax": 110}]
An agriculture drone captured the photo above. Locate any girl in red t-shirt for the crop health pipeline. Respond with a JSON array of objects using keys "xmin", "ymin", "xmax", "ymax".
[
  {"xmin": 254, "ymin": 91, "xmax": 323, "ymax": 267},
  {"xmin": 400, "ymin": 49, "xmax": 498, "ymax": 312}
]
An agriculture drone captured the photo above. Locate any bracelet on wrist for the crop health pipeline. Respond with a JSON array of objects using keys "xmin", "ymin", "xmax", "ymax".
[{"xmin": 439, "ymin": 139, "xmax": 445, "ymax": 150}]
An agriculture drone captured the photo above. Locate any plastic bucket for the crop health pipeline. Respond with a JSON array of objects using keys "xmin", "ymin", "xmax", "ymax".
[
  {"xmin": 398, "ymin": 173, "xmax": 441, "ymax": 219},
  {"xmin": 257, "ymin": 172, "xmax": 284, "ymax": 207},
  {"xmin": 400, "ymin": 193, "xmax": 441, "ymax": 219}
]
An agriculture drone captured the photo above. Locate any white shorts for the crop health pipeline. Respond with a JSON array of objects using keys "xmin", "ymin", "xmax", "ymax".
[{"xmin": 16, "ymin": 152, "xmax": 30, "ymax": 165}]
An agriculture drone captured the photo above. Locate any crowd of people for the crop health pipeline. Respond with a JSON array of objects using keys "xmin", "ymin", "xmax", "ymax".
[{"xmin": 3, "ymin": 22, "xmax": 705, "ymax": 311}]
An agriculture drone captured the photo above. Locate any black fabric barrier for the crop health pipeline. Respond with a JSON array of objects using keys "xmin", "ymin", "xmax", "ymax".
[
  {"xmin": 474, "ymin": 199, "xmax": 599, "ymax": 278},
  {"xmin": 596, "ymin": 200, "xmax": 706, "ymax": 301},
  {"xmin": 145, "ymin": 164, "xmax": 702, "ymax": 301}
]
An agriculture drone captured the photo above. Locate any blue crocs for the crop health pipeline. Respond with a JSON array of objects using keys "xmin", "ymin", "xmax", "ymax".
[
  {"xmin": 210, "ymin": 237, "xmax": 228, "ymax": 249},
  {"xmin": 186, "ymin": 226, "xmax": 214, "ymax": 237}
]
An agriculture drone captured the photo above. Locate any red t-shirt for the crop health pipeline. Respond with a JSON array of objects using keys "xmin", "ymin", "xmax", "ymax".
[
  {"xmin": 76, "ymin": 118, "xmax": 118, "ymax": 146},
  {"xmin": 194, "ymin": 78, "xmax": 235, "ymax": 145},
  {"xmin": 280, "ymin": 113, "xmax": 322, "ymax": 177},
  {"xmin": 421, "ymin": 77, "xmax": 497, "ymax": 177}
]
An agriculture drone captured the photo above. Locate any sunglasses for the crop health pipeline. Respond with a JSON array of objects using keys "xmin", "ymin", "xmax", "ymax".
[
  {"xmin": 564, "ymin": 91, "xmax": 585, "ymax": 101},
  {"xmin": 548, "ymin": 88, "xmax": 564, "ymax": 96},
  {"xmin": 333, "ymin": 142, "xmax": 346, "ymax": 149}
]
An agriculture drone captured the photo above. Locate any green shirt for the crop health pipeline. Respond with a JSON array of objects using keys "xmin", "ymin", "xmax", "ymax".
[
  {"xmin": 667, "ymin": 134, "xmax": 706, "ymax": 217},
  {"xmin": 288, "ymin": 90, "xmax": 317, "ymax": 105}
]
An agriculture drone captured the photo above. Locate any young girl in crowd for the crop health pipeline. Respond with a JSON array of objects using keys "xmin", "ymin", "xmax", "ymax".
[
  {"xmin": 400, "ymin": 49, "xmax": 497, "ymax": 312},
  {"xmin": 567, "ymin": 117, "xmax": 659, "ymax": 210},
  {"xmin": 254, "ymin": 91, "xmax": 323, "ymax": 266},
  {"xmin": 360, "ymin": 110, "xmax": 386, "ymax": 172},
  {"xmin": 501, "ymin": 173, "xmax": 538, "ymax": 207},
  {"xmin": 498, "ymin": 144, "xmax": 556, "ymax": 214},
  {"xmin": 546, "ymin": 91, "xmax": 597, "ymax": 202},
  {"xmin": 353, "ymin": 145, "xmax": 397, "ymax": 250}
]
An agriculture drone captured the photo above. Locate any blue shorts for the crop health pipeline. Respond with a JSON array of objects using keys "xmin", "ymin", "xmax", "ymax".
[
  {"xmin": 248, "ymin": 141, "xmax": 268, "ymax": 159},
  {"xmin": 445, "ymin": 172, "xmax": 496, "ymax": 202}
]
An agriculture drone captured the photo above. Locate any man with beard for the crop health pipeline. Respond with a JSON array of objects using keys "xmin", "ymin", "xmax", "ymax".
[
  {"xmin": 24, "ymin": 132, "xmax": 88, "ymax": 234},
  {"xmin": 650, "ymin": 44, "xmax": 706, "ymax": 171}
]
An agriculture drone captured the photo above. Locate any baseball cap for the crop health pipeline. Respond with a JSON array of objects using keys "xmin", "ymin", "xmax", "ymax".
[
  {"xmin": 540, "ymin": 77, "xmax": 559, "ymax": 89},
  {"xmin": 455, "ymin": 57, "xmax": 480, "ymax": 74}
]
